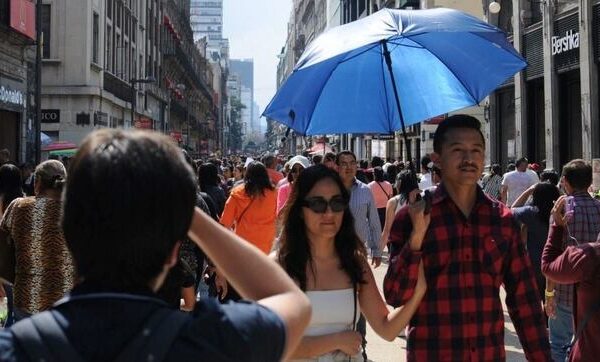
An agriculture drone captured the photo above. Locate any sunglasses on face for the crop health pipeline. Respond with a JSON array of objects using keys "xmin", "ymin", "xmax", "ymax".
[{"xmin": 302, "ymin": 195, "xmax": 348, "ymax": 213}]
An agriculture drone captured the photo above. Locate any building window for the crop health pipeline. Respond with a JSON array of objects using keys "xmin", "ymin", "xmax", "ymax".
[
  {"xmin": 106, "ymin": 25, "xmax": 113, "ymax": 72},
  {"xmin": 107, "ymin": 0, "xmax": 113, "ymax": 19},
  {"xmin": 41, "ymin": 4, "xmax": 51, "ymax": 58},
  {"xmin": 92, "ymin": 12, "xmax": 99, "ymax": 64}
]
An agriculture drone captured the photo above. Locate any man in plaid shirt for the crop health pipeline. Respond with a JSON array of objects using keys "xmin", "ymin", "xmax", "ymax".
[{"xmin": 384, "ymin": 115, "xmax": 551, "ymax": 361}]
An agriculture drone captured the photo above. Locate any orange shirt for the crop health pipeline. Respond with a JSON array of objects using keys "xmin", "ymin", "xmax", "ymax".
[
  {"xmin": 267, "ymin": 168, "xmax": 284, "ymax": 185},
  {"xmin": 220, "ymin": 184, "xmax": 277, "ymax": 254}
]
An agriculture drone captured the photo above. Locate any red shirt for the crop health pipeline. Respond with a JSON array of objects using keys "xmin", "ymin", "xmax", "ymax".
[
  {"xmin": 384, "ymin": 184, "xmax": 551, "ymax": 361},
  {"xmin": 542, "ymin": 225, "xmax": 600, "ymax": 362}
]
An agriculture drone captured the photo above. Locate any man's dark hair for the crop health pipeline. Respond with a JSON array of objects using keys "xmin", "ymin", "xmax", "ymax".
[
  {"xmin": 324, "ymin": 152, "xmax": 336, "ymax": 162},
  {"xmin": 335, "ymin": 150, "xmax": 356, "ymax": 165},
  {"xmin": 420, "ymin": 155, "xmax": 431, "ymax": 170},
  {"xmin": 433, "ymin": 114, "xmax": 485, "ymax": 154},
  {"xmin": 62, "ymin": 130, "xmax": 197, "ymax": 289},
  {"xmin": 516, "ymin": 157, "xmax": 528, "ymax": 168},
  {"xmin": 312, "ymin": 154, "xmax": 323, "ymax": 164},
  {"xmin": 562, "ymin": 159, "xmax": 592, "ymax": 191},
  {"xmin": 373, "ymin": 166, "xmax": 385, "ymax": 182},
  {"xmin": 491, "ymin": 164, "xmax": 502, "ymax": 175}
]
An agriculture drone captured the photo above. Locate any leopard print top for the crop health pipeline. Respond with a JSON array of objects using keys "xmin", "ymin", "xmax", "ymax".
[{"xmin": 0, "ymin": 196, "xmax": 75, "ymax": 314}]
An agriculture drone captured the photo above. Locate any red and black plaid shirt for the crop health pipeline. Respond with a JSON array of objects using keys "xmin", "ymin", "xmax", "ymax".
[{"xmin": 384, "ymin": 184, "xmax": 551, "ymax": 361}]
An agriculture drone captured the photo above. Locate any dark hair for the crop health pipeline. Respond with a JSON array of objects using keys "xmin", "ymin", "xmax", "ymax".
[
  {"xmin": 324, "ymin": 152, "xmax": 336, "ymax": 162},
  {"xmin": 0, "ymin": 164, "xmax": 23, "ymax": 210},
  {"xmin": 562, "ymin": 159, "xmax": 592, "ymax": 191},
  {"xmin": 433, "ymin": 114, "xmax": 485, "ymax": 154},
  {"xmin": 540, "ymin": 170, "xmax": 559, "ymax": 186},
  {"xmin": 335, "ymin": 150, "xmax": 356, "ymax": 165},
  {"xmin": 312, "ymin": 154, "xmax": 323, "ymax": 164},
  {"xmin": 359, "ymin": 160, "xmax": 368, "ymax": 169},
  {"xmin": 244, "ymin": 161, "xmax": 274, "ymax": 198},
  {"xmin": 491, "ymin": 164, "xmax": 502, "ymax": 175},
  {"xmin": 262, "ymin": 155, "xmax": 276, "ymax": 168},
  {"xmin": 506, "ymin": 163, "xmax": 516, "ymax": 172},
  {"xmin": 373, "ymin": 166, "xmax": 385, "ymax": 182},
  {"xmin": 278, "ymin": 165, "xmax": 366, "ymax": 291},
  {"xmin": 396, "ymin": 170, "xmax": 419, "ymax": 199},
  {"xmin": 516, "ymin": 157, "xmax": 528, "ymax": 169},
  {"xmin": 371, "ymin": 156, "xmax": 384, "ymax": 168},
  {"xmin": 198, "ymin": 162, "xmax": 220, "ymax": 189},
  {"xmin": 62, "ymin": 130, "xmax": 197, "ymax": 289},
  {"xmin": 531, "ymin": 182, "xmax": 560, "ymax": 224},
  {"xmin": 420, "ymin": 155, "xmax": 431, "ymax": 170}
]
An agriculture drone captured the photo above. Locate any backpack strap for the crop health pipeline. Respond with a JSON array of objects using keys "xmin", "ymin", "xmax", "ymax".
[
  {"xmin": 114, "ymin": 308, "xmax": 190, "ymax": 362},
  {"xmin": 11, "ymin": 311, "xmax": 85, "ymax": 362}
]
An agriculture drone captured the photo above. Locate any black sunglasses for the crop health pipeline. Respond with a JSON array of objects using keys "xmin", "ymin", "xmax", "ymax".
[{"xmin": 302, "ymin": 196, "xmax": 348, "ymax": 213}]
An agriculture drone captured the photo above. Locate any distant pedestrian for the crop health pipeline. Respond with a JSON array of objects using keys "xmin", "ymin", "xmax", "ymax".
[
  {"xmin": 501, "ymin": 157, "xmax": 539, "ymax": 205},
  {"xmin": 481, "ymin": 163, "xmax": 503, "ymax": 200},
  {"xmin": 368, "ymin": 167, "xmax": 393, "ymax": 229}
]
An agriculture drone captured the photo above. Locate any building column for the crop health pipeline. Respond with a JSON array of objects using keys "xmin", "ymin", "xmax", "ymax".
[
  {"xmin": 512, "ymin": 0, "xmax": 527, "ymax": 159},
  {"xmin": 580, "ymin": 0, "xmax": 598, "ymax": 160},
  {"xmin": 542, "ymin": 0, "xmax": 559, "ymax": 170}
]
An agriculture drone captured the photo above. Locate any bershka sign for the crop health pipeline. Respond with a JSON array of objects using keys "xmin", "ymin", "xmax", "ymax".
[
  {"xmin": 552, "ymin": 30, "xmax": 579, "ymax": 56},
  {"xmin": 0, "ymin": 86, "xmax": 25, "ymax": 108}
]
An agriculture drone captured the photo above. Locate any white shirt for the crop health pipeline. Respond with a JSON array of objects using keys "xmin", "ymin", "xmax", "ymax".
[
  {"xmin": 501, "ymin": 169, "xmax": 539, "ymax": 205},
  {"xmin": 419, "ymin": 172, "xmax": 433, "ymax": 190}
]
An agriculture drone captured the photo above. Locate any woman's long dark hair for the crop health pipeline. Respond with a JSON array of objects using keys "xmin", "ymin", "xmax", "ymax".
[
  {"xmin": 396, "ymin": 170, "xmax": 418, "ymax": 203},
  {"xmin": 0, "ymin": 164, "xmax": 23, "ymax": 210},
  {"xmin": 198, "ymin": 162, "xmax": 220, "ymax": 189},
  {"xmin": 244, "ymin": 161, "xmax": 274, "ymax": 198},
  {"xmin": 531, "ymin": 182, "xmax": 560, "ymax": 224},
  {"xmin": 278, "ymin": 164, "xmax": 367, "ymax": 291}
]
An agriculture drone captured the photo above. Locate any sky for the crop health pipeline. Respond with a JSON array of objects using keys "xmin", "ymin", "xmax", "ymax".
[{"xmin": 223, "ymin": 1, "xmax": 292, "ymax": 125}]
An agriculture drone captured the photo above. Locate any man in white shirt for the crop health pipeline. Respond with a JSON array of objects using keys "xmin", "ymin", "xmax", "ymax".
[
  {"xmin": 418, "ymin": 155, "xmax": 433, "ymax": 190},
  {"xmin": 500, "ymin": 157, "xmax": 539, "ymax": 205}
]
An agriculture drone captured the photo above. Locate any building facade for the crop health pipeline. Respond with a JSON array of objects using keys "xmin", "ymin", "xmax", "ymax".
[
  {"xmin": 486, "ymin": 0, "xmax": 599, "ymax": 174},
  {"xmin": 190, "ymin": 0, "xmax": 222, "ymax": 45},
  {"xmin": 0, "ymin": 0, "xmax": 36, "ymax": 164}
]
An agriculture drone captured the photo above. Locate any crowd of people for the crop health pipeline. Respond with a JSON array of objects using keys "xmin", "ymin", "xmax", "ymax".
[{"xmin": 0, "ymin": 114, "xmax": 598, "ymax": 361}]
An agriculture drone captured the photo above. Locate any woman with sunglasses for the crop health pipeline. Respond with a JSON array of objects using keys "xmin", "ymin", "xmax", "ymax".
[{"xmin": 277, "ymin": 165, "xmax": 427, "ymax": 361}]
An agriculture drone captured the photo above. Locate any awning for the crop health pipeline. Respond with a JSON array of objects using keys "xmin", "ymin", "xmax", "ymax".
[{"xmin": 308, "ymin": 142, "xmax": 332, "ymax": 155}]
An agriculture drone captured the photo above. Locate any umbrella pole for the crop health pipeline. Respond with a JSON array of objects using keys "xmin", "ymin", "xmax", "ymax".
[{"xmin": 381, "ymin": 40, "xmax": 413, "ymax": 168}]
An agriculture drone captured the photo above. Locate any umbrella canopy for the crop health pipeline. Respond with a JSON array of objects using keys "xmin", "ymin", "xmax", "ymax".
[{"xmin": 263, "ymin": 8, "xmax": 526, "ymax": 136}]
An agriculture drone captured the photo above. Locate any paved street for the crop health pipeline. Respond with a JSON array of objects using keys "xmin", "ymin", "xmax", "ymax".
[{"xmin": 365, "ymin": 254, "xmax": 527, "ymax": 362}]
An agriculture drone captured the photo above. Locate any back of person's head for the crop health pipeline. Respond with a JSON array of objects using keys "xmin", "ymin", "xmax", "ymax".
[
  {"xmin": 262, "ymin": 155, "xmax": 276, "ymax": 168},
  {"xmin": 371, "ymin": 156, "xmax": 384, "ymax": 168},
  {"xmin": 491, "ymin": 164, "xmax": 502, "ymax": 175},
  {"xmin": 433, "ymin": 114, "xmax": 484, "ymax": 154},
  {"xmin": 0, "ymin": 163, "xmax": 23, "ymax": 209},
  {"xmin": 506, "ymin": 163, "xmax": 516, "ymax": 172},
  {"xmin": 420, "ymin": 155, "xmax": 432, "ymax": 171},
  {"xmin": 562, "ymin": 159, "xmax": 592, "ymax": 191},
  {"xmin": 516, "ymin": 157, "xmax": 529, "ymax": 170},
  {"xmin": 312, "ymin": 154, "xmax": 323, "ymax": 164},
  {"xmin": 324, "ymin": 152, "xmax": 336, "ymax": 163},
  {"xmin": 278, "ymin": 165, "xmax": 365, "ymax": 291},
  {"xmin": 181, "ymin": 149, "xmax": 198, "ymax": 176},
  {"xmin": 396, "ymin": 169, "xmax": 419, "ymax": 197},
  {"xmin": 373, "ymin": 166, "xmax": 385, "ymax": 182},
  {"xmin": 540, "ymin": 169, "xmax": 559, "ymax": 186},
  {"xmin": 198, "ymin": 162, "xmax": 220, "ymax": 189},
  {"xmin": 244, "ymin": 161, "xmax": 274, "ymax": 198},
  {"xmin": 385, "ymin": 164, "xmax": 398, "ymax": 183},
  {"xmin": 35, "ymin": 160, "xmax": 67, "ymax": 192},
  {"xmin": 62, "ymin": 129, "xmax": 196, "ymax": 290},
  {"xmin": 0, "ymin": 149, "xmax": 10, "ymax": 163},
  {"xmin": 531, "ymin": 182, "xmax": 560, "ymax": 224},
  {"xmin": 359, "ymin": 160, "xmax": 368, "ymax": 169}
]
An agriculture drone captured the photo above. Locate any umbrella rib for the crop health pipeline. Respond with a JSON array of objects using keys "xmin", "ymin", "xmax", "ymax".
[
  {"xmin": 406, "ymin": 35, "xmax": 479, "ymax": 105},
  {"xmin": 336, "ymin": 43, "xmax": 381, "ymax": 66},
  {"xmin": 379, "ymin": 47, "xmax": 394, "ymax": 133}
]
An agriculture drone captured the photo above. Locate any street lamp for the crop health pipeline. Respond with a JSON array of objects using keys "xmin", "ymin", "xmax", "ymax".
[
  {"xmin": 488, "ymin": 1, "xmax": 501, "ymax": 14},
  {"xmin": 130, "ymin": 76, "xmax": 156, "ymax": 128}
]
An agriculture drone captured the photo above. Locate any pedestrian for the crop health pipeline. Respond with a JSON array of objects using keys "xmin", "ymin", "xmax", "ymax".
[
  {"xmin": 323, "ymin": 152, "xmax": 337, "ymax": 169},
  {"xmin": 198, "ymin": 162, "xmax": 226, "ymax": 216},
  {"xmin": 0, "ymin": 129, "xmax": 311, "ymax": 361},
  {"xmin": 367, "ymin": 166, "xmax": 393, "ymax": 229},
  {"xmin": 277, "ymin": 165, "xmax": 426, "ymax": 361},
  {"xmin": 481, "ymin": 163, "xmax": 503, "ymax": 200},
  {"xmin": 511, "ymin": 182, "xmax": 560, "ymax": 303},
  {"xmin": 0, "ymin": 160, "xmax": 75, "ymax": 322},
  {"xmin": 542, "ymin": 194, "xmax": 600, "ymax": 362},
  {"xmin": 501, "ymin": 157, "xmax": 540, "ymax": 205},
  {"xmin": 379, "ymin": 170, "xmax": 419, "ymax": 252},
  {"xmin": 384, "ymin": 114, "xmax": 551, "ymax": 360},
  {"xmin": 418, "ymin": 155, "xmax": 433, "ymax": 190},
  {"xmin": 263, "ymin": 154, "xmax": 285, "ymax": 186},
  {"xmin": 277, "ymin": 155, "xmax": 310, "ymax": 215},
  {"xmin": 544, "ymin": 159, "xmax": 600, "ymax": 362}
]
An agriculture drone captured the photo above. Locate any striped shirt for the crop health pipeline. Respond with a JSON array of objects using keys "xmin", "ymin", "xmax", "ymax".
[
  {"xmin": 555, "ymin": 191, "xmax": 600, "ymax": 308},
  {"xmin": 481, "ymin": 173, "xmax": 502, "ymax": 200},
  {"xmin": 349, "ymin": 179, "xmax": 382, "ymax": 257}
]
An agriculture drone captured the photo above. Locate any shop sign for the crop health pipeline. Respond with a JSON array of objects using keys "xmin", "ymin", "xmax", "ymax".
[
  {"xmin": 10, "ymin": 0, "xmax": 36, "ymax": 40},
  {"xmin": 41, "ymin": 109, "xmax": 60, "ymax": 123},
  {"xmin": 170, "ymin": 132, "xmax": 182, "ymax": 142},
  {"xmin": 552, "ymin": 30, "xmax": 579, "ymax": 56},
  {"xmin": 134, "ymin": 118, "xmax": 153, "ymax": 129},
  {"xmin": 376, "ymin": 133, "xmax": 395, "ymax": 140},
  {"xmin": 0, "ymin": 86, "xmax": 25, "ymax": 108}
]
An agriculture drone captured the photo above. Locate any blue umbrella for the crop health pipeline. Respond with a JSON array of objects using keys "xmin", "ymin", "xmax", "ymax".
[{"xmin": 263, "ymin": 8, "xmax": 526, "ymax": 159}]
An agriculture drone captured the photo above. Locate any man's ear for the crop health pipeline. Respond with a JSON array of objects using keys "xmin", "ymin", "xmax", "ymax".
[{"xmin": 166, "ymin": 241, "xmax": 181, "ymax": 269}]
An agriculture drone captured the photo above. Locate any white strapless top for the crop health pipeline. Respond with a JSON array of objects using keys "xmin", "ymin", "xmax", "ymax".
[{"xmin": 290, "ymin": 288, "xmax": 362, "ymax": 362}]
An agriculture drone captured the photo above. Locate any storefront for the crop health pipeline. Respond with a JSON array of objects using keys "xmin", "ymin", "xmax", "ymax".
[
  {"xmin": 523, "ymin": 26, "xmax": 545, "ymax": 164},
  {"xmin": 0, "ymin": 76, "xmax": 26, "ymax": 162}
]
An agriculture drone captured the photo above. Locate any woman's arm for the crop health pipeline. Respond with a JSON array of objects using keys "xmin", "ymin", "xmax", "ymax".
[
  {"xmin": 188, "ymin": 207, "xmax": 311, "ymax": 361},
  {"xmin": 379, "ymin": 197, "xmax": 398, "ymax": 251},
  {"xmin": 511, "ymin": 184, "xmax": 536, "ymax": 208},
  {"xmin": 360, "ymin": 260, "xmax": 426, "ymax": 341}
]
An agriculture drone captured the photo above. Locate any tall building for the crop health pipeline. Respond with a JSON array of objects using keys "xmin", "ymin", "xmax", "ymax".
[
  {"xmin": 190, "ymin": 0, "xmax": 223, "ymax": 46},
  {"xmin": 230, "ymin": 59, "xmax": 257, "ymax": 135}
]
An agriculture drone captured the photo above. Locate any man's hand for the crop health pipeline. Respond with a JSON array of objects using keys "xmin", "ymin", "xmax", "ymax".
[
  {"xmin": 544, "ymin": 295, "xmax": 556, "ymax": 319},
  {"xmin": 407, "ymin": 189, "xmax": 431, "ymax": 251},
  {"xmin": 371, "ymin": 256, "xmax": 382, "ymax": 268},
  {"xmin": 551, "ymin": 196, "xmax": 571, "ymax": 227}
]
